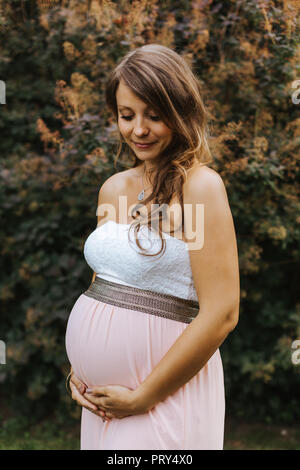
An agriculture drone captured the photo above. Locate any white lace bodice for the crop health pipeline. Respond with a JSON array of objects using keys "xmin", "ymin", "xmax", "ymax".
[{"xmin": 83, "ymin": 220, "xmax": 198, "ymax": 302}]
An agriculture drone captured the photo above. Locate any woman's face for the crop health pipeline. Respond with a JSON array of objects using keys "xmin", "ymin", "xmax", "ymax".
[{"xmin": 116, "ymin": 79, "xmax": 173, "ymax": 164}]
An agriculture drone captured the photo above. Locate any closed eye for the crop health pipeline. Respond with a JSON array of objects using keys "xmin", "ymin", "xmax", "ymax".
[{"xmin": 120, "ymin": 115, "xmax": 161, "ymax": 122}]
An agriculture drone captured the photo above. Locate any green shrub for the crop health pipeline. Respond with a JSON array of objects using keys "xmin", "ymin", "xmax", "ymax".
[{"xmin": 0, "ymin": 0, "xmax": 299, "ymax": 424}]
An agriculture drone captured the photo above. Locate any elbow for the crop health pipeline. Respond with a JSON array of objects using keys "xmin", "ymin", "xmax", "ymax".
[
  {"xmin": 225, "ymin": 305, "xmax": 239, "ymax": 333},
  {"xmin": 227, "ymin": 317, "xmax": 238, "ymax": 333}
]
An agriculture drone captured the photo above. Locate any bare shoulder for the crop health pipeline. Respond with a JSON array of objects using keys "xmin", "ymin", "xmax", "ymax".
[
  {"xmin": 98, "ymin": 169, "xmax": 131, "ymax": 198},
  {"xmin": 186, "ymin": 164, "xmax": 225, "ymax": 189},
  {"xmin": 184, "ymin": 164, "xmax": 228, "ymax": 204},
  {"xmin": 96, "ymin": 169, "xmax": 135, "ymax": 225},
  {"xmin": 182, "ymin": 164, "xmax": 233, "ymax": 236}
]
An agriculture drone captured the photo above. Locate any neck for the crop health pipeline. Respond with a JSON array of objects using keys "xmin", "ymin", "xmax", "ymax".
[
  {"xmin": 136, "ymin": 162, "xmax": 155, "ymax": 187},
  {"xmin": 144, "ymin": 163, "xmax": 156, "ymax": 187},
  {"xmin": 144, "ymin": 159, "xmax": 158, "ymax": 172}
]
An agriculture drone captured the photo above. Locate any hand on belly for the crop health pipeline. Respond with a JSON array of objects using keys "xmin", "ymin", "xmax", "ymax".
[{"xmin": 83, "ymin": 383, "xmax": 151, "ymax": 419}]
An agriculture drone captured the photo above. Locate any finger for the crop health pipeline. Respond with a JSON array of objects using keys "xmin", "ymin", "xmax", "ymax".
[
  {"xmin": 70, "ymin": 384, "xmax": 98, "ymax": 411},
  {"xmin": 70, "ymin": 374, "xmax": 86, "ymax": 393},
  {"xmin": 86, "ymin": 386, "xmax": 108, "ymax": 396},
  {"xmin": 83, "ymin": 392, "xmax": 106, "ymax": 408},
  {"xmin": 71, "ymin": 384, "xmax": 108, "ymax": 414},
  {"xmin": 89, "ymin": 408, "xmax": 106, "ymax": 418},
  {"xmin": 83, "ymin": 405, "xmax": 111, "ymax": 421},
  {"xmin": 69, "ymin": 383, "xmax": 110, "ymax": 419}
]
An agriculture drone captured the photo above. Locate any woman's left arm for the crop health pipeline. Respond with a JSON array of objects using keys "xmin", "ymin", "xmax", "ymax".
[{"xmin": 132, "ymin": 167, "xmax": 240, "ymax": 410}]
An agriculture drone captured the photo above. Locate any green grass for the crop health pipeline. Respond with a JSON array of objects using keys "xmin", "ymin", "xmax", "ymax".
[
  {"xmin": 224, "ymin": 419, "xmax": 300, "ymax": 450},
  {"xmin": 0, "ymin": 416, "xmax": 80, "ymax": 450},
  {"xmin": 1, "ymin": 416, "xmax": 299, "ymax": 450}
]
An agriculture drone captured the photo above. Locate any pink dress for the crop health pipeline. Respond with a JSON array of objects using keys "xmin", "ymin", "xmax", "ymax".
[{"xmin": 65, "ymin": 221, "xmax": 225, "ymax": 450}]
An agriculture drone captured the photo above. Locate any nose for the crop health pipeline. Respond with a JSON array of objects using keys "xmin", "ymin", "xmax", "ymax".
[{"xmin": 133, "ymin": 117, "xmax": 150, "ymax": 137}]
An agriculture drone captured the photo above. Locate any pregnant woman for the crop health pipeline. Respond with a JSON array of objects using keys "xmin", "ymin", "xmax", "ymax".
[{"xmin": 65, "ymin": 44, "xmax": 240, "ymax": 450}]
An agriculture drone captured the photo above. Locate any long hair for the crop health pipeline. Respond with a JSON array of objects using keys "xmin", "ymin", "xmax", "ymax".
[{"xmin": 105, "ymin": 43, "xmax": 213, "ymax": 257}]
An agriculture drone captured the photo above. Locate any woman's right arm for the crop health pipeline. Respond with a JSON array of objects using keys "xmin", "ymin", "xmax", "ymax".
[
  {"xmin": 69, "ymin": 177, "xmax": 118, "ymax": 420},
  {"xmin": 89, "ymin": 175, "xmax": 118, "ymax": 287}
]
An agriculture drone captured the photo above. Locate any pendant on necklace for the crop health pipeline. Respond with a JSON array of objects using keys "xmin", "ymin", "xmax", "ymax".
[{"xmin": 138, "ymin": 190, "xmax": 145, "ymax": 201}]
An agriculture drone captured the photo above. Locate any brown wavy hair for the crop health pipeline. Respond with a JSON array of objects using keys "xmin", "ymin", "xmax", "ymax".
[{"xmin": 105, "ymin": 43, "xmax": 213, "ymax": 257}]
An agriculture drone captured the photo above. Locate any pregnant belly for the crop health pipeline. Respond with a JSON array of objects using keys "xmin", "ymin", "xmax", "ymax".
[{"xmin": 65, "ymin": 294, "xmax": 187, "ymax": 389}]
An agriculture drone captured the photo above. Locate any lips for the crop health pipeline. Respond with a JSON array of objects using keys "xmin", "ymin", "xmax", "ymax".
[{"xmin": 133, "ymin": 141, "xmax": 156, "ymax": 149}]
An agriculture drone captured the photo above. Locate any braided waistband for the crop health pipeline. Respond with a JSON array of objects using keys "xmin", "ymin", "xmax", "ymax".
[{"xmin": 83, "ymin": 276, "xmax": 199, "ymax": 324}]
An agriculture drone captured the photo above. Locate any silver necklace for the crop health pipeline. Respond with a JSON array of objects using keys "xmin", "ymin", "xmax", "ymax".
[{"xmin": 137, "ymin": 164, "xmax": 151, "ymax": 201}]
